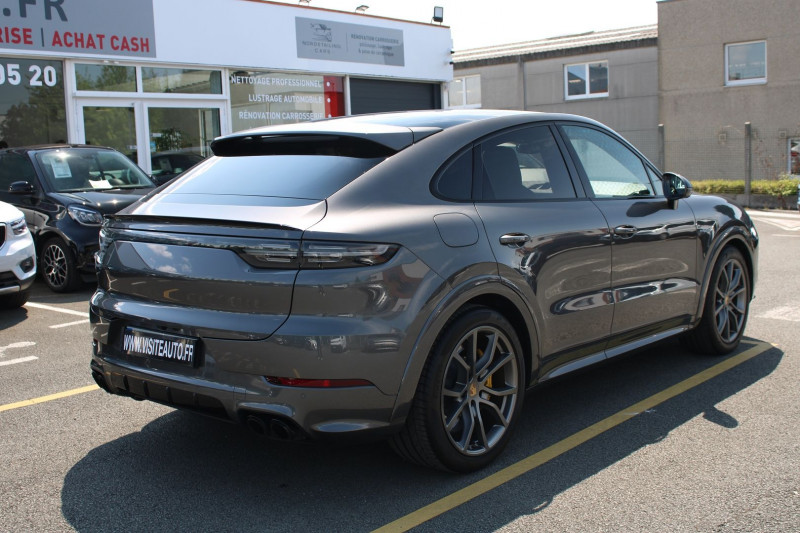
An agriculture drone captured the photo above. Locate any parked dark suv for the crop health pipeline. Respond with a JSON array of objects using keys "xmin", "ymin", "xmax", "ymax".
[
  {"xmin": 0, "ymin": 145, "xmax": 155, "ymax": 292},
  {"xmin": 90, "ymin": 110, "xmax": 758, "ymax": 472}
]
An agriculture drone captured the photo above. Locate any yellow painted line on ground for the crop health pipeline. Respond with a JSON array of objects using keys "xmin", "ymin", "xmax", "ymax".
[
  {"xmin": 374, "ymin": 341, "xmax": 772, "ymax": 533},
  {"xmin": 0, "ymin": 384, "xmax": 100, "ymax": 414}
]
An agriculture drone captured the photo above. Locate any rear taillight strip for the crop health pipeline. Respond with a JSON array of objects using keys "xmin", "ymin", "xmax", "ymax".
[{"xmin": 240, "ymin": 241, "xmax": 398, "ymax": 269}]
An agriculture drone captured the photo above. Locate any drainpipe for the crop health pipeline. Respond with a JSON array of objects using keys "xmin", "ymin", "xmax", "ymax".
[
  {"xmin": 744, "ymin": 122, "xmax": 752, "ymax": 207},
  {"xmin": 518, "ymin": 56, "xmax": 527, "ymax": 111}
]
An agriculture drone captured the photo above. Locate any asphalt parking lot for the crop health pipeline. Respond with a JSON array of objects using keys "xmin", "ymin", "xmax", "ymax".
[{"xmin": 1, "ymin": 209, "xmax": 798, "ymax": 532}]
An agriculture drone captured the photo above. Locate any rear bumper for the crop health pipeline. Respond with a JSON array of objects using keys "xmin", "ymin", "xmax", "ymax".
[
  {"xmin": 0, "ymin": 235, "xmax": 36, "ymax": 293},
  {"xmin": 90, "ymin": 353, "xmax": 400, "ymax": 440},
  {"xmin": 89, "ymin": 306, "xmax": 404, "ymax": 440}
]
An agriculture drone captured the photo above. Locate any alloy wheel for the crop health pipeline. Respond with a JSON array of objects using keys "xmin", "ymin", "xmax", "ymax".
[
  {"xmin": 440, "ymin": 325, "xmax": 519, "ymax": 456},
  {"xmin": 43, "ymin": 242, "xmax": 68, "ymax": 290},
  {"xmin": 713, "ymin": 257, "xmax": 748, "ymax": 343}
]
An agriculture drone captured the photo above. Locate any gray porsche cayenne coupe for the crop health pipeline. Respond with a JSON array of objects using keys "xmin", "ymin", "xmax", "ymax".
[{"xmin": 90, "ymin": 110, "xmax": 758, "ymax": 472}]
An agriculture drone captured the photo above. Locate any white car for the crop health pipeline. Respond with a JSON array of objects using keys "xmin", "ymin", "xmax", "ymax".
[{"xmin": 0, "ymin": 201, "xmax": 36, "ymax": 309}]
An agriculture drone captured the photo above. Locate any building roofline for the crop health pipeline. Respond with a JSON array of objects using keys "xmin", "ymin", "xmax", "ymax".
[
  {"xmin": 453, "ymin": 24, "xmax": 657, "ymax": 68},
  {"xmin": 236, "ymin": 0, "xmax": 451, "ymax": 29}
]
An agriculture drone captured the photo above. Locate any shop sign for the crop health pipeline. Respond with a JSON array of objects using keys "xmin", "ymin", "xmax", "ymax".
[
  {"xmin": 229, "ymin": 71, "xmax": 344, "ymax": 130},
  {"xmin": 296, "ymin": 17, "xmax": 404, "ymax": 67},
  {"xmin": 0, "ymin": 0, "xmax": 156, "ymax": 57}
]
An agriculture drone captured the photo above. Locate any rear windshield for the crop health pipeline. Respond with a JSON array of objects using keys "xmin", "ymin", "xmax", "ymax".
[{"xmin": 167, "ymin": 155, "xmax": 385, "ymax": 200}]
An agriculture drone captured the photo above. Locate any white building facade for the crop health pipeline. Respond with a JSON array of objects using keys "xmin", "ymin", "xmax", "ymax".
[{"xmin": 0, "ymin": 0, "xmax": 452, "ymax": 174}]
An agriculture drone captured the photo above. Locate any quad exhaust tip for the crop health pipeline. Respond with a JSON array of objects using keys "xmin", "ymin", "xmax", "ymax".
[{"xmin": 245, "ymin": 413, "xmax": 303, "ymax": 441}]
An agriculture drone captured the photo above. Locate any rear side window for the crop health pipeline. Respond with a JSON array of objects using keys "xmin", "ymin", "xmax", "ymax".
[
  {"xmin": 433, "ymin": 150, "xmax": 472, "ymax": 201},
  {"xmin": 169, "ymin": 155, "xmax": 385, "ymax": 200}
]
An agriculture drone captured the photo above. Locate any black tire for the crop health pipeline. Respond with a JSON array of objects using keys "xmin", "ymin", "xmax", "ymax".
[
  {"xmin": 40, "ymin": 237, "xmax": 80, "ymax": 293},
  {"xmin": 0, "ymin": 289, "xmax": 29, "ymax": 309},
  {"xmin": 390, "ymin": 306, "xmax": 525, "ymax": 472},
  {"xmin": 683, "ymin": 247, "xmax": 750, "ymax": 355}
]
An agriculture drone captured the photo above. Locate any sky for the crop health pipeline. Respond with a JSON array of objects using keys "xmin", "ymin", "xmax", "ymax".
[{"xmin": 270, "ymin": 0, "xmax": 659, "ymax": 50}]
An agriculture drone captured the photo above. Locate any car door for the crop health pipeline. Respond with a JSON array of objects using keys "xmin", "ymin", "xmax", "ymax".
[
  {"xmin": 473, "ymin": 124, "xmax": 613, "ymax": 375},
  {"xmin": 0, "ymin": 152, "xmax": 47, "ymax": 234},
  {"xmin": 558, "ymin": 123, "xmax": 699, "ymax": 346}
]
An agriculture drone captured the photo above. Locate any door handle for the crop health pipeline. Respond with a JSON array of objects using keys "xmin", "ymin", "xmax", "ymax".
[
  {"xmin": 499, "ymin": 233, "xmax": 531, "ymax": 247},
  {"xmin": 613, "ymin": 225, "xmax": 638, "ymax": 238}
]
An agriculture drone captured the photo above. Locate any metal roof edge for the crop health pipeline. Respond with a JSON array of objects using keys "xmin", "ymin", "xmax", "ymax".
[
  {"xmin": 453, "ymin": 24, "xmax": 658, "ymax": 67},
  {"xmin": 454, "ymin": 36, "xmax": 658, "ymax": 69}
]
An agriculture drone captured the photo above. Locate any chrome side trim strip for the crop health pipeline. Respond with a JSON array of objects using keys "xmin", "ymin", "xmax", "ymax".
[{"xmin": 540, "ymin": 325, "xmax": 690, "ymax": 382}]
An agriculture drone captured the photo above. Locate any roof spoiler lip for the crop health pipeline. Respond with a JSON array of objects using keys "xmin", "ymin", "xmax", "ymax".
[
  {"xmin": 211, "ymin": 121, "xmax": 442, "ymax": 155},
  {"xmin": 410, "ymin": 126, "xmax": 442, "ymax": 143}
]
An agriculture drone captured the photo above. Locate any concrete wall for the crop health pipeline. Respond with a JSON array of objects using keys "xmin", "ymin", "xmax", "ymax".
[
  {"xmin": 455, "ymin": 46, "xmax": 661, "ymax": 164},
  {"xmin": 658, "ymin": 0, "xmax": 800, "ymax": 180},
  {"xmin": 455, "ymin": 62, "xmax": 523, "ymax": 111}
]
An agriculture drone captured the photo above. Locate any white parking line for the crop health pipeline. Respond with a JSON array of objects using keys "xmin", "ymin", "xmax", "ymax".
[
  {"xmin": 755, "ymin": 305, "xmax": 800, "ymax": 322},
  {"xmin": 0, "ymin": 341, "xmax": 36, "ymax": 355},
  {"xmin": 747, "ymin": 210, "xmax": 800, "ymax": 219},
  {"xmin": 25, "ymin": 302, "xmax": 88, "ymax": 318},
  {"xmin": 50, "ymin": 319, "xmax": 91, "ymax": 329},
  {"xmin": 755, "ymin": 219, "xmax": 800, "ymax": 231},
  {"xmin": 0, "ymin": 356, "xmax": 38, "ymax": 367}
]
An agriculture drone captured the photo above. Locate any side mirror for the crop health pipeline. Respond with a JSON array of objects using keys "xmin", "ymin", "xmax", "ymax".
[
  {"xmin": 662, "ymin": 172, "xmax": 692, "ymax": 206},
  {"xmin": 8, "ymin": 180, "xmax": 36, "ymax": 194}
]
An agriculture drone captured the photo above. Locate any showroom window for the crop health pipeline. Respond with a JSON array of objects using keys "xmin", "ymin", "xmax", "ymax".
[
  {"xmin": 228, "ymin": 70, "xmax": 344, "ymax": 131},
  {"xmin": 73, "ymin": 63, "xmax": 225, "ymax": 173},
  {"xmin": 565, "ymin": 61, "xmax": 608, "ymax": 100},
  {"xmin": 725, "ymin": 40, "xmax": 766, "ymax": 86},
  {"xmin": 142, "ymin": 67, "xmax": 222, "ymax": 94},
  {"xmin": 0, "ymin": 57, "xmax": 67, "ymax": 148},
  {"xmin": 76, "ymin": 64, "xmax": 136, "ymax": 92},
  {"xmin": 789, "ymin": 138, "xmax": 799, "ymax": 175},
  {"xmin": 447, "ymin": 75, "xmax": 481, "ymax": 108}
]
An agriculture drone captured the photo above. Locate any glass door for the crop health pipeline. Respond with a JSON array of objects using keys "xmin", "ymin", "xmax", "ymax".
[
  {"xmin": 76, "ymin": 99, "xmax": 225, "ymax": 179},
  {"xmin": 146, "ymin": 105, "xmax": 221, "ymax": 184},
  {"xmin": 79, "ymin": 104, "xmax": 139, "ymax": 161}
]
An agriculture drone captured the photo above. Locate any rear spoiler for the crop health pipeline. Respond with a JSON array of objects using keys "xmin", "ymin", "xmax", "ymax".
[{"xmin": 211, "ymin": 126, "xmax": 441, "ymax": 157}]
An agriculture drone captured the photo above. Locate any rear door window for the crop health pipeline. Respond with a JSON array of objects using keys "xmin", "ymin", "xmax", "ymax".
[{"xmin": 478, "ymin": 125, "xmax": 576, "ymax": 201}]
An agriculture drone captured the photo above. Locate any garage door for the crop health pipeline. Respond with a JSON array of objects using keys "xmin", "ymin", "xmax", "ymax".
[{"xmin": 349, "ymin": 78, "xmax": 442, "ymax": 115}]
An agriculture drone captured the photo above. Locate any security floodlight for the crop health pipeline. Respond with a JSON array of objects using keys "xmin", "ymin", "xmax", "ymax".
[
  {"xmin": 355, "ymin": 4, "xmax": 368, "ymax": 12},
  {"xmin": 298, "ymin": 0, "xmax": 311, "ymax": 4},
  {"xmin": 433, "ymin": 6, "xmax": 444, "ymax": 23}
]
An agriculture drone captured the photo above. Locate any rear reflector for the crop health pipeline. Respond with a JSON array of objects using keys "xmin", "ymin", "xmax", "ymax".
[{"xmin": 265, "ymin": 376, "xmax": 373, "ymax": 388}]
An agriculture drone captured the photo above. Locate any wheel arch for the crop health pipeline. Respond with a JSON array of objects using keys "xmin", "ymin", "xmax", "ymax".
[
  {"xmin": 33, "ymin": 227, "xmax": 77, "ymax": 254},
  {"xmin": 390, "ymin": 277, "xmax": 539, "ymax": 425},
  {"xmin": 695, "ymin": 229, "xmax": 756, "ymax": 323}
]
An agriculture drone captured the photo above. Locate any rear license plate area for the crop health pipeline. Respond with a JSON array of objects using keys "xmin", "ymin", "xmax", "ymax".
[{"xmin": 122, "ymin": 327, "xmax": 199, "ymax": 367}]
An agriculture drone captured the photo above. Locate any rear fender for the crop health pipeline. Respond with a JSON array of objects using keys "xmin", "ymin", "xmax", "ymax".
[{"xmin": 390, "ymin": 275, "xmax": 539, "ymax": 424}]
